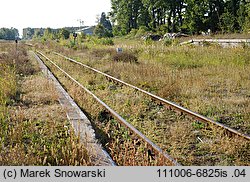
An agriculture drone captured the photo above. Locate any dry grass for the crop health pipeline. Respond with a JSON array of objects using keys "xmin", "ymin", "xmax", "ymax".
[
  {"xmin": 79, "ymin": 42, "xmax": 250, "ymax": 134},
  {"xmin": 39, "ymin": 44, "xmax": 250, "ymax": 165},
  {"xmin": 42, "ymin": 60, "xmax": 170, "ymax": 165},
  {"xmin": 112, "ymin": 52, "xmax": 138, "ymax": 63},
  {"xmin": 0, "ymin": 43, "xmax": 91, "ymax": 166},
  {"xmin": 21, "ymin": 76, "xmax": 59, "ymax": 105}
]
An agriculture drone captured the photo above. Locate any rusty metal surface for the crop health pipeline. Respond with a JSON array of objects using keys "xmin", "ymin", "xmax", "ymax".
[
  {"xmin": 37, "ymin": 51, "xmax": 180, "ymax": 166},
  {"xmin": 33, "ymin": 51, "xmax": 116, "ymax": 166},
  {"xmin": 53, "ymin": 52, "xmax": 250, "ymax": 141}
]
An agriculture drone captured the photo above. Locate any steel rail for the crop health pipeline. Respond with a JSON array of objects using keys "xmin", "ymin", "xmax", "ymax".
[
  {"xmin": 36, "ymin": 51, "xmax": 180, "ymax": 166},
  {"xmin": 53, "ymin": 51, "xmax": 250, "ymax": 141}
]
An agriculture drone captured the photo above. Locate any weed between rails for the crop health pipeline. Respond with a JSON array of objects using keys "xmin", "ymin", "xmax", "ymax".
[
  {"xmin": 41, "ymin": 51, "xmax": 249, "ymax": 165},
  {"xmin": 44, "ymin": 62, "xmax": 170, "ymax": 165},
  {"xmin": 75, "ymin": 43, "xmax": 250, "ymax": 135}
]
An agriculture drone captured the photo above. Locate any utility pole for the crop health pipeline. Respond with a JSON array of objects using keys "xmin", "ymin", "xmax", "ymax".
[
  {"xmin": 73, "ymin": 33, "xmax": 77, "ymax": 45},
  {"xmin": 77, "ymin": 19, "xmax": 84, "ymax": 28},
  {"xmin": 15, "ymin": 37, "xmax": 18, "ymax": 53}
]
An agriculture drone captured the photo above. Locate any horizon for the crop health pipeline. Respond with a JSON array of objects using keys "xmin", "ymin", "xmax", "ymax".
[{"xmin": 0, "ymin": 0, "xmax": 111, "ymax": 37}]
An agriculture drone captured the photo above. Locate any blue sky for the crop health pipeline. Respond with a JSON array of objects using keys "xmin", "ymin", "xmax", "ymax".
[{"xmin": 0, "ymin": 0, "xmax": 111, "ymax": 35}]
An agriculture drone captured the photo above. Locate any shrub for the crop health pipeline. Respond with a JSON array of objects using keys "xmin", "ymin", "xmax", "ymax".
[
  {"xmin": 94, "ymin": 24, "xmax": 113, "ymax": 38},
  {"xmin": 129, "ymin": 29, "xmax": 138, "ymax": 37},
  {"xmin": 67, "ymin": 40, "xmax": 77, "ymax": 49},
  {"xmin": 59, "ymin": 28, "xmax": 70, "ymax": 39},
  {"xmin": 112, "ymin": 52, "xmax": 138, "ymax": 63},
  {"xmin": 163, "ymin": 38, "xmax": 173, "ymax": 46},
  {"xmin": 135, "ymin": 26, "xmax": 148, "ymax": 38},
  {"xmin": 90, "ymin": 48, "xmax": 115, "ymax": 59},
  {"xmin": 98, "ymin": 38, "xmax": 114, "ymax": 45}
]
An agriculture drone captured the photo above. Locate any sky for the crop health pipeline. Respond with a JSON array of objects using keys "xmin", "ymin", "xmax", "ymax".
[{"xmin": 0, "ymin": 0, "xmax": 111, "ymax": 36}]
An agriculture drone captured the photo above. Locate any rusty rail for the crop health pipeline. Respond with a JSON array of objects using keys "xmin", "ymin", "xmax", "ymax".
[
  {"xmin": 36, "ymin": 51, "xmax": 180, "ymax": 166},
  {"xmin": 53, "ymin": 51, "xmax": 250, "ymax": 141}
]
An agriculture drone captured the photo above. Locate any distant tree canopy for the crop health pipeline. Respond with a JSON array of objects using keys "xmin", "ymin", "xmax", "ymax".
[
  {"xmin": 23, "ymin": 27, "xmax": 75, "ymax": 40},
  {"xmin": 0, "ymin": 28, "xmax": 19, "ymax": 40},
  {"xmin": 94, "ymin": 12, "xmax": 113, "ymax": 37},
  {"xmin": 59, "ymin": 28, "xmax": 70, "ymax": 39},
  {"xmin": 110, "ymin": 0, "xmax": 250, "ymax": 35},
  {"xmin": 40, "ymin": 28, "xmax": 70, "ymax": 40},
  {"xmin": 100, "ymin": 12, "xmax": 112, "ymax": 31}
]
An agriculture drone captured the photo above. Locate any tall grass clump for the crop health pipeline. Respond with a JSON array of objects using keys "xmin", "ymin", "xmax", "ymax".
[
  {"xmin": 0, "ymin": 47, "xmax": 18, "ymax": 109},
  {"xmin": 0, "ymin": 65, "xmax": 17, "ymax": 104},
  {"xmin": 112, "ymin": 52, "xmax": 138, "ymax": 63},
  {"xmin": 0, "ymin": 44, "xmax": 91, "ymax": 165},
  {"xmin": 0, "ymin": 47, "xmax": 18, "ymax": 164}
]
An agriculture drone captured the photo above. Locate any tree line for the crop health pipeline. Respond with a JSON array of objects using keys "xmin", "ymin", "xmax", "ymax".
[
  {"xmin": 110, "ymin": 0, "xmax": 250, "ymax": 35},
  {"xmin": 23, "ymin": 27, "xmax": 74, "ymax": 40},
  {"xmin": 0, "ymin": 28, "xmax": 19, "ymax": 40}
]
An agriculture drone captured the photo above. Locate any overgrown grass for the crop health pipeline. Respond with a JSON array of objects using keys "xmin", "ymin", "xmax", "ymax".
[
  {"xmin": 42, "ymin": 58, "xmax": 168, "ymax": 165},
  {"xmin": 0, "ymin": 43, "xmax": 91, "ymax": 165},
  {"xmin": 80, "ymin": 39, "xmax": 250, "ymax": 135},
  {"xmin": 39, "ymin": 45, "xmax": 249, "ymax": 165},
  {"xmin": 0, "ymin": 43, "xmax": 18, "ymax": 121},
  {"xmin": 27, "ymin": 35, "xmax": 250, "ymax": 165}
]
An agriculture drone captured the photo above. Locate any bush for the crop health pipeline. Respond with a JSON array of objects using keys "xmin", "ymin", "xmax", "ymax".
[
  {"xmin": 129, "ymin": 29, "xmax": 138, "ymax": 36},
  {"xmin": 98, "ymin": 38, "xmax": 114, "ymax": 45},
  {"xmin": 163, "ymin": 38, "xmax": 173, "ymax": 46},
  {"xmin": 66, "ymin": 40, "xmax": 78, "ymax": 50},
  {"xmin": 112, "ymin": 52, "xmax": 138, "ymax": 63},
  {"xmin": 94, "ymin": 24, "xmax": 113, "ymax": 38},
  {"xmin": 112, "ymin": 25, "xmax": 127, "ymax": 36},
  {"xmin": 90, "ymin": 48, "xmax": 115, "ymax": 59},
  {"xmin": 135, "ymin": 26, "xmax": 148, "ymax": 38},
  {"xmin": 0, "ymin": 47, "xmax": 38, "ymax": 76}
]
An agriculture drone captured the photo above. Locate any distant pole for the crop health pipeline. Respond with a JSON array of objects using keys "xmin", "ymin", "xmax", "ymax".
[
  {"xmin": 73, "ymin": 33, "xmax": 77, "ymax": 45},
  {"xmin": 77, "ymin": 19, "xmax": 84, "ymax": 28},
  {"xmin": 14, "ymin": 38, "xmax": 18, "ymax": 64},
  {"xmin": 15, "ymin": 38, "xmax": 18, "ymax": 52}
]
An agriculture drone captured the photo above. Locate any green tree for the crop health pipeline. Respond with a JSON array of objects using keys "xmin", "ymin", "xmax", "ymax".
[
  {"xmin": 0, "ymin": 28, "xmax": 19, "ymax": 40},
  {"xmin": 110, "ymin": 0, "xmax": 250, "ymax": 35},
  {"xmin": 99, "ymin": 12, "xmax": 112, "ymax": 31},
  {"xmin": 94, "ymin": 12, "xmax": 113, "ymax": 37},
  {"xmin": 220, "ymin": 10, "xmax": 236, "ymax": 33},
  {"xmin": 243, "ymin": 2, "xmax": 250, "ymax": 32},
  {"xmin": 24, "ymin": 28, "xmax": 35, "ymax": 39},
  {"xmin": 141, "ymin": 0, "xmax": 164, "ymax": 30},
  {"xmin": 224, "ymin": 0, "xmax": 241, "ymax": 30},
  {"xmin": 43, "ymin": 28, "xmax": 53, "ymax": 40},
  {"xmin": 111, "ymin": 0, "xmax": 145, "ymax": 34},
  {"xmin": 167, "ymin": 0, "xmax": 186, "ymax": 33},
  {"xmin": 59, "ymin": 28, "xmax": 70, "ymax": 39},
  {"xmin": 237, "ymin": 0, "xmax": 250, "ymax": 32},
  {"xmin": 33, "ymin": 29, "xmax": 43, "ymax": 38},
  {"xmin": 207, "ymin": 0, "xmax": 225, "ymax": 32},
  {"xmin": 183, "ymin": 0, "xmax": 208, "ymax": 34},
  {"xmin": 94, "ymin": 24, "xmax": 112, "ymax": 38}
]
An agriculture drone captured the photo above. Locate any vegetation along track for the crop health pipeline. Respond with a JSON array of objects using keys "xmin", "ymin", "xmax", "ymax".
[
  {"xmin": 53, "ymin": 51, "xmax": 250, "ymax": 141},
  {"xmin": 35, "ymin": 50, "xmax": 249, "ymax": 165},
  {"xmin": 35, "ymin": 51, "xmax": 179, "ymax": 166}
]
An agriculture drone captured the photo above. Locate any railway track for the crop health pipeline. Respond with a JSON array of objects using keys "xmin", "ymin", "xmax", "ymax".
[
  {"xmin": 34, "ymin": 49, "xmax": 250, "ymax": 166},
  {"xmin": 35, "ymin": 51, "xmax": 180, "ymax": 166},
  {"xmin": 52, "ymin": 51, "xmax": 250, "ymax": 141},
  {"xmin": 33, "ymin": 52, "xmax": 115, "ymax": 166}
]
